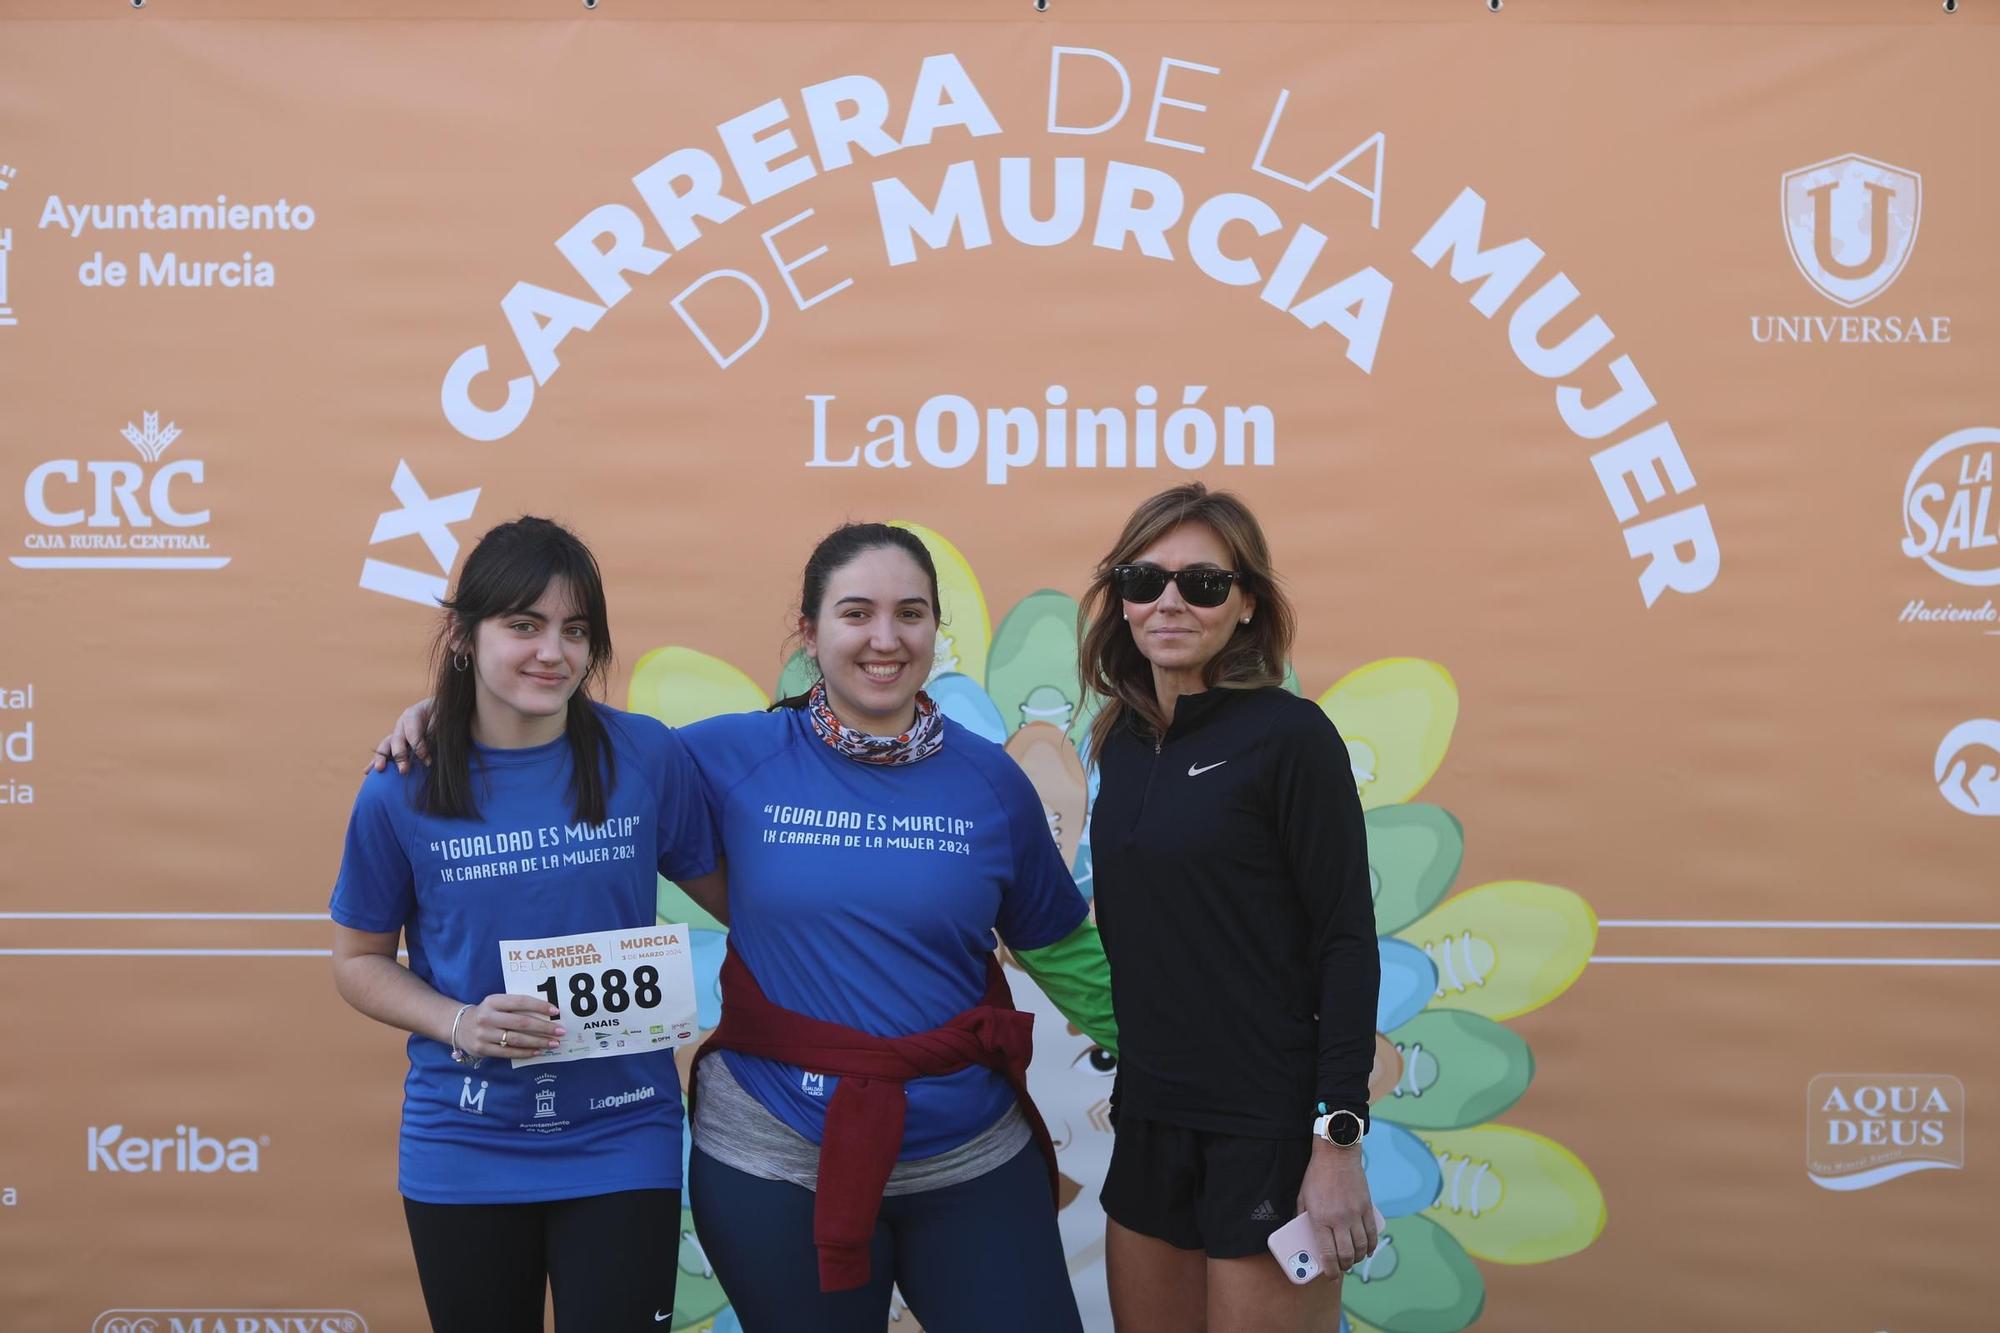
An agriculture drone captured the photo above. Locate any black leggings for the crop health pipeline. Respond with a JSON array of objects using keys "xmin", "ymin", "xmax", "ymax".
[{"xmin": 402, "ymin": 1188, "xmax": 680, "ymax": 1333}]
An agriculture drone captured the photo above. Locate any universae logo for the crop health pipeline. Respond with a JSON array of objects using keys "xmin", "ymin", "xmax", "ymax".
[
  {"xmin": 1751, "ymin": 154, "xmax": 1946, "ymax": 346},
  {"xmin": 1781, "ymin": 154, "xmax": 1921, "ymax": 309},
  {"xmin": 14, "ymin": 412, "xmax": 230, "ymax": 570},
  {"xmin": 1806, "ymin": 1074, "xmax": 1964, "ymax": 1191}
]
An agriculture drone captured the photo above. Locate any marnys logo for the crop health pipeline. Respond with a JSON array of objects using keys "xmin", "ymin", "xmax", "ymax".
[
  {"xmin": 1806, "ymin": 1074, "xmax": 1964, "ymax": 1191},
  {"xmin": 1934, "ymin": 720, "xmax": 2000, "ymax": 817},
  {"xmin": 13, "ymin": 412, "xmax": 230, "ymax": 570},
  {"xmin": 87, "ymin": 1123, "xmax": 265, "ymax": 1174},
  {"xmin": 1899, "ymin": 429, "xmax": 2000, "ymax": 633},
  {"xmin": 1751, "ymin": 154, "xmax": 1947, "ymax": 346},
  {"xmin": 94, "ymin": 1312, "xmax": 366, "ymax": 1333}
]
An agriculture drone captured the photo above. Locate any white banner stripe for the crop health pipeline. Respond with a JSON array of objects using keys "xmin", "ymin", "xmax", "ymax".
[
  {"xmin": 12, "ymin": 914, "xmax": 1998, "ymax": 930},
  {"xmin": 1599, "ymin": 919, "xmax": 2000, "ymax": 930},
  {"xmin": 0, "ymin": 948, "xmax": 335, "ymax": 957},
  {"xmin": 7, "ymin": 556, "xmax": 231, "ymax": 569},
  {"xmin": 1, "ymin": 948, "xmax": 1989, "ymax": 967},
  {"xmin": 1590, "ymin": 955, "xmax": 2000, "ymax": 967},
  {"xmin": 0, "ymin": 912, "xmax": 331, "ymax": 921}
]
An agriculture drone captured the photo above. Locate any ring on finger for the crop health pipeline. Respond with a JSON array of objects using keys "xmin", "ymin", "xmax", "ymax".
[{"xmin": 499, "ymin": 1031, "xmax": 511, "ymax": 1048}]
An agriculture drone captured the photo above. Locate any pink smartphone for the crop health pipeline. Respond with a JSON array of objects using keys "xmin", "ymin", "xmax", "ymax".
[{"xmin": 1266, "ymin": 1211, "xmax": 1325, "ymax": 1284}]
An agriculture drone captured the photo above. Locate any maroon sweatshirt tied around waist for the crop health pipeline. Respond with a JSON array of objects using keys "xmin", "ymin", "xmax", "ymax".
[{"xmin": 689, "ymin": 947, "xmax": 1059, "ymax": 1292}]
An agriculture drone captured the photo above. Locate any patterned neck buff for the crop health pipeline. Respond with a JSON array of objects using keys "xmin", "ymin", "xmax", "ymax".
[{"xmin": 805, "ymin": 680, "xmax": 945, "ymax": 765}]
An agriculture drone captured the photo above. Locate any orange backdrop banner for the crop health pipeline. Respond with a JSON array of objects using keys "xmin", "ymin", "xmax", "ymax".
[{"xmin": 1, "ymin": 2, "xmax": 1996, "ymax": 1330}]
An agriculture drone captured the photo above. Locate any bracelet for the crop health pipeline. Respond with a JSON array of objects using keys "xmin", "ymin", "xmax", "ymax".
[{"xmin": 449, "ymin": 1003, "xmax": 482, "ymax": 1068}]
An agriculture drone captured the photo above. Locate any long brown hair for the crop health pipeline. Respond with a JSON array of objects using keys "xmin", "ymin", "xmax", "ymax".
[
  {"xmin": 1079, "ymin": 484, "xmax": 1295, "ymax": 760},
  {"xmin": 423, "ymin": 516, "xmax": 616, "ymax": 824}
]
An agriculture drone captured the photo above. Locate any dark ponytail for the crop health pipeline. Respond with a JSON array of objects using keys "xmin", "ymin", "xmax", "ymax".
[{"xmin": 772, "ymin": 523, "xmax": 942, "ymax": 711}]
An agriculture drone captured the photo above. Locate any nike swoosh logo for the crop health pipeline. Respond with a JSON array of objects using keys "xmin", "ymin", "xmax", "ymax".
[
  {"xmin": 1188, "ymin": 761, "xmax": 1228, "ymax": 776},
  {"xmin": 655, "ymin": 1314, "xmax": 671, "ymax": 1323}
]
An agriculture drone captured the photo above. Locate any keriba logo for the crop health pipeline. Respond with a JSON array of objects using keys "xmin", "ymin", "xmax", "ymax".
[
  {"xmin": 87, "ymin": 1123, "xmax": 264, "ymax": 1174},
  {"xmin": 1806, "ymin": 1075, "xmax": 1964, "ymax": 1191},
  {"xmin": 1781, "ymin": 154, "xmax": 1921, "ymax": 308}
]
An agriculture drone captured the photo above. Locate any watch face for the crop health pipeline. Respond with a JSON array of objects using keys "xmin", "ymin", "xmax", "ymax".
[{"xmin": 1328, "ymin": 1112, "xmax": 1363, "ymax": 1147}]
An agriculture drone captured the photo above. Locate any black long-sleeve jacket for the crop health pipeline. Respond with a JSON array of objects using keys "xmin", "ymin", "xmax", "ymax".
[{"xmin": 1090, "ymin": 685, "xmax": 1378, "ymax": 1138}]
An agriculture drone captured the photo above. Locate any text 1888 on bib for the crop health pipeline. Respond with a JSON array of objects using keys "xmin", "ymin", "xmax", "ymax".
[{"xmin": 497, "ymin": 923, "xmax": 698, "ymax": 1067}]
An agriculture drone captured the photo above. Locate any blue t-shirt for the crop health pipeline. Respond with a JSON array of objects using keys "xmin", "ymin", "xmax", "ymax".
[
  {"xmin": 330, "ymin": 704, "xmax": 719, "ymax": 1204},
  {"xmin": 683, "ymin": 707, "xmax": 1087, "ymax": 1159}
]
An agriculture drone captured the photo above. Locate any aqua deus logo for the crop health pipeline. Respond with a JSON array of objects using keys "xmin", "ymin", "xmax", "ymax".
[{"xmin": 1807, "ymin": 1074, "xmax": 1965, "ymax": 1190}]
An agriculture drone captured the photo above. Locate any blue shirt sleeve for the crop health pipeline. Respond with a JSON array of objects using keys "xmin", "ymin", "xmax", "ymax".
[
  {"xmin": 652, "ymin": 723, "xmax": 722, "ymax": 883},
  {"xmin": 988, "ymin": 754, "xmax": 1090, "ymax": 952},
  {"xmin": 329, "ymin": 771, "xmax": 416, "ymax": 934}
]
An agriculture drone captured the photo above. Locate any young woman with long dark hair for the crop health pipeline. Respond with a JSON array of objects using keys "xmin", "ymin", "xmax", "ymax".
[
  {"xmin": 331, "ymin": 516, "xmax": 721, "ymax": 1331},
  {"xmin": 1079, "ymin": 484, "xmax": 1380, "ymax": 1333}
]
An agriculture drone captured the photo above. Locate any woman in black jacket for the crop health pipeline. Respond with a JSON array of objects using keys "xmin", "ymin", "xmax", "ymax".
[{"xmin": 1080, "ymin": 483, "xmax": 1380, "ymax": 1333}]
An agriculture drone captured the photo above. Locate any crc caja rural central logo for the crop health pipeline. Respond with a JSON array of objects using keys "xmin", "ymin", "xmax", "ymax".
[{"xmin": 12, "ymin": 411, "xmax": 229, "ymax": 570}]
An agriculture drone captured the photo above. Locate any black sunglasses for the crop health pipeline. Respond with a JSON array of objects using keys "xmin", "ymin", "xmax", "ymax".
[{"xmin": 1111, "ymin": 564, "xmax": 1242, "ymax": 608}]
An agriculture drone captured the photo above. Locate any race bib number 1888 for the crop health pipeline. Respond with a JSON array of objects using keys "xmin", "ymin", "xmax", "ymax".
[{"xmin": 497, "ymin": 924, "xmax": 698, "ymax": 1067}]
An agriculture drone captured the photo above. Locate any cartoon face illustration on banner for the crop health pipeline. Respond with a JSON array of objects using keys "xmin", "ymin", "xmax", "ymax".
[{"xmin": 1781, "ymin": 153, "xmax": 1921, "ymax": 309}]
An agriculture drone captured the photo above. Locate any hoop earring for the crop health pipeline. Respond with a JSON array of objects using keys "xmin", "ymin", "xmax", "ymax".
[{"xmin": 453, "ymin": 652, "xmax": 471, "ymax": 672}]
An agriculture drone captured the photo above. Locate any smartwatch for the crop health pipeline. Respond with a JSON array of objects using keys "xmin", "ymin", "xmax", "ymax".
[{"xmin": 1312, "ymin": 1104, "xmax": 1365, "ymax": 1148}]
